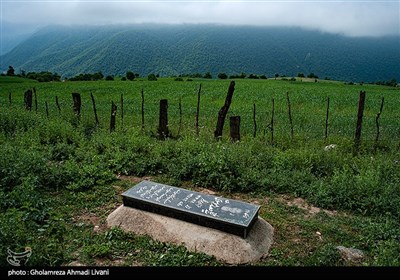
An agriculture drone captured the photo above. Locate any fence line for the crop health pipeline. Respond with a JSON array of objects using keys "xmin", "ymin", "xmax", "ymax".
[{"xmin": 2, "ymin": 86, "xmax": 398, "ymax": 149}]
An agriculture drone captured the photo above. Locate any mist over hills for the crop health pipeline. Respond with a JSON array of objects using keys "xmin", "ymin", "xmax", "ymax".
[
  {"xmin": 1, "ymin": 24, "xmax": 399, "ymax": 82},
  {"xmin": 0, "ymin": 21, "xmax": 41, "ymax": 55}
]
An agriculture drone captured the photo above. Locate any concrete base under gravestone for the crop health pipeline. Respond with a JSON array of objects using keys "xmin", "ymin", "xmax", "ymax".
[{"xmin": 107, "ymin": 205, "xmax": 274, "ymax": 264}]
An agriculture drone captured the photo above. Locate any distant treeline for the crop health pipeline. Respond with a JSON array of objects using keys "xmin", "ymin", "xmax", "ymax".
[
  {"xmin": 3, "ymin": 65, "xmax": 398, "ymax": 87},
  {"xmin": 67, "ymin": 72, "xmax": 105, "ymax": 81},
  {"xmin": 3, "ymin": 66, "xmax": 61, "ymax": 82}
]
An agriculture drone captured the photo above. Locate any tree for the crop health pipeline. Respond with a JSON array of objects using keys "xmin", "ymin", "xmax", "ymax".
[
  {"xmin": 105, "ymin": 75, "xmax": 114, "ymax": 81},
  {"xmin": 93, "ymin": 72, "xmax": 104, "ymax": 80},
  {"xmin": 248, "ymin": 74, "xmax": 259, "ymax": 79},
  {"xmin": 148, "ymin": 73, "xmax": 157, "ymax": 81},
  {"xmin": 25, "ymin": 71, "xmax": 60, "ymax": 82},
  {"xmin": 7, "ymin": 66, "xmax": 15, "ymax": 76},
  {"xmin": 297, "ymin": 73, "xmax": 305, "ymax": 78},
  {"xmin": 274, "ymin": 73, "xmax": 279, "ymax": 79},
  {"xmin": 307, "ymin": 72, "xmax": 318, "ymax": 79},
  {"xmin": 126, "ymin": 71, "xmax": 135, "ymax": 81},
  {"xmin": 218, "ymin": 73, "xmax": 228, "ymax": 79},
  {"xmin": 386, "ymin": 78, "xmax": 397, "ymax": 87},
  {"xmin": 203, "ymin": 72, "xmax": 212, "ymax": 79}
]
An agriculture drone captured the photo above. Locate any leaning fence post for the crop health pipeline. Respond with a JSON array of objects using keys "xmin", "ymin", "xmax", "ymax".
[
  {"xmin": 55, "ymin": 96, "xmax": 61, "ymax": 114},
  {"xmin": 214, "ymin": 81, "xmax": 235, "ymax": 140},
  {"xmin": 375, "ymin": 97, "xmax": 385, "ymax": 149},
  {"xmin": 286, "ymin": 92, "xmax": 294, "ymax": 139},
  {"xmin": 325, "ymin": 97, "xmax": 330, "ymax": 141},
  {"xmin": 90, "ymin": 92, "xmax": 99, "ymax": 126},
  {"xmin": 45, "ymin": 101, "xmax": 49, "ymax": 118}
]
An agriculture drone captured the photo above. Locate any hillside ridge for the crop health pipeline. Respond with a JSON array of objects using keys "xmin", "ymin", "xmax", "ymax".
[{"xmin": 2, "ymin": 24, "xmax": 399, "ymax": 82}]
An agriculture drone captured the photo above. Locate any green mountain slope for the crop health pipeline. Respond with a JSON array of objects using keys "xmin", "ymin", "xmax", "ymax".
[{"xmin": 1, "ymin": 24, "xmax": 399, "ymax": 82}]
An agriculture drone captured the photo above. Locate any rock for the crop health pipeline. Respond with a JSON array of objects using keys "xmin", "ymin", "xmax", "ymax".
[
  {"xmin": 107, "ymin": 205, "xmax": 274, "ymax": 264},
  {"xmin": 324, "ymin": 144, "xmax": 337, "ymax": 151},
  {"xmin": 67, "ymin": 261, "xmax": 85, "ymax": 266},
  {"xmin": 336, "ymin": 246, "xmax": 364, "ymax": 262}
]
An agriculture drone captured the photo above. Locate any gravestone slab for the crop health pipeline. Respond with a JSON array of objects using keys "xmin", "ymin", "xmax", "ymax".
[{"xmin": 122, "ymin": 180, "xmax": 260, "ymax": 238}]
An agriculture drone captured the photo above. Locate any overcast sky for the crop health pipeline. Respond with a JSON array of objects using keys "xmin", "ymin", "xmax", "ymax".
[{"xmin": 1, "ymin": 0, "xmax": 399, "ymax": 37}]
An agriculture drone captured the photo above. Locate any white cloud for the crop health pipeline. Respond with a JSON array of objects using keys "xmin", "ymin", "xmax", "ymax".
[{"xmin": 2, "ymin": 0, "xmax": 399, "ymax": 37}]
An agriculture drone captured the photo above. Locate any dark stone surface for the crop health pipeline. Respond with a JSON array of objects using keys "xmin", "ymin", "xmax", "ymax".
[{"xmin": 122, "ymin": 180, "xmax": 260, "ymax": 238}]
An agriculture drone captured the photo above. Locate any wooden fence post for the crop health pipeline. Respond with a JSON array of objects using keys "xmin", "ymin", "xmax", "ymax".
[
  {"xmin": 24, "ymin": 89, "xmax": 33, "ymax": 111},
  {"xmin": 90, "ymin": 92, "xmax": 99, "ymax": 126},
  {"xmin": 286, "ymin": 92, "xmax": 294, "ymax": 138},
  {"xmin": 266, "ymin": 98, "xmax": 275, "ymax": 145},
  {"xmin": 55, "ymin": 96, "xmax": 61, "ymax": 114},
  {"xmin": 354, "ymin": 91, "xmax": 366, "ymax": 153},
  {"xmin": 375, "ymin": 97, "xmax": 385, "ymax": 147},
  {"xmin": 45, "ymin": 101, "xmax": 49, "ymax": 118},
  {"xmin": 230, "ymin": 116, "xmax": 241, "ymax": 142},
  {"xmin": 178, "ymin": 97, "xmax": 182, "ymax": 136},
  {"xmin": 196, "ymin": 83, "xmax": 202, "ymax": 136},
  {"xmin": 110, "ymin": 101, "xmax": 117, "ymax": 132},
  {"xmin": 120, "ymin": 93, "xmax": 124, "ymax": 127},
  {"xmin": 270, "ymin": 98, "xmax": 275, "ymax": 145},
  {"xmin": 9, "ymin": 92, "xmax": 12, "ymax": 107},
  {"xmin": 141, "ymin": 88, "xmax": 145, "ymax": 131},
  {"xmin": 33, "ymin": 87, "xmax": 38, "ymax": 112},
  {"xmin": 72, "ymin": 92, "xmax": 81, "ymax": 118},
  {"xmin": 214, "ymin": 81, "xmax": 235, "ymax": 140},
  {"xmin": 325, "ymin": 97, "xmax": 330, "ymax": 141},
  {"xmin": 158, "ymin": 99, "xmax": 169, "ymax": 140},
  {"xmin": 253, "ymin": 103, "xmax": 257, "ymax": 138}
]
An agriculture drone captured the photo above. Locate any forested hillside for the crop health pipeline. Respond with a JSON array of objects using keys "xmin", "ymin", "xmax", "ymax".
[{"xmin": 2, "ymin": 24, "xmax": 399, "ymax": 82}]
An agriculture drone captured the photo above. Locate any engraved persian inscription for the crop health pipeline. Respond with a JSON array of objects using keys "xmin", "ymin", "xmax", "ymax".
[{"xmin": 122, "ymin": 180, "xmax": 260, "ymax": 238}]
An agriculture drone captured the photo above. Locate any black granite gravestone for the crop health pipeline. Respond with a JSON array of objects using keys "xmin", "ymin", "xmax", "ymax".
[{"xmin": 122, "ymin": 180, "xmax": 260, "ymax": 238}]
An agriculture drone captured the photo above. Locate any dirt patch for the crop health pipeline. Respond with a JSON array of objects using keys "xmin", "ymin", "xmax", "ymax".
[
  {"xmin": 93, "ymin": 258, "xmax": 141, "ymax": 266},
  {"xmin": 73, "ymin": 212, "xmax": 108, "ymax": 233},
  {"xmin": 66, "ymin": 261, "xmax": 85, "ymax": 266},
  {"xmin": 282, "ymin": 196, "xmax": 337, "ymax": 217},
  {"xmin": 112, "ymin": 185, "xmax": 125, "ymax": 194},
  {"xmin": 195, "ymin": 187, "xmax": 217, "ymax": 195},
  {"xmin": 117, "ymin": 175, "xmax": 153, "ymax": 184},
  {"xmin": 67, "ymin": 258, "xmax": 141, "ymax": 267}
]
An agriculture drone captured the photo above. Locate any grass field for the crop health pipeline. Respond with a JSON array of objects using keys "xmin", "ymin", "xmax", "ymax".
[
  {"xmin": 1, "ymin": 76, "xmax": 400, "ymax": 266},
  {"xmin": 2, "ymin": 77, "xmax": 400, "ymax": 144}
]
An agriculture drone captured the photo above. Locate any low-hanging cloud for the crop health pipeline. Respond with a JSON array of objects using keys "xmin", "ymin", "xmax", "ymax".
[{"xmin": 2, "ymin": 0, "xmax": 399, "ymax": 37}]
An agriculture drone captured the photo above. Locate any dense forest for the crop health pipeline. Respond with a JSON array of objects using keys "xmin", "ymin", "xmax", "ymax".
[{"xmin": 1, "ymin": 24, "xmax": 399, "ymax": 82}]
